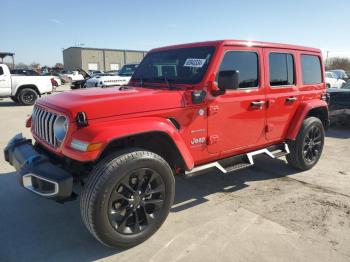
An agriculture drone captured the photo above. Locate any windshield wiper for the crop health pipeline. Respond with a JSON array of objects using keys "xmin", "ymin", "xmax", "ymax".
[{"xmin": 162, "ymin": 75, "xmax": 178, "ymax": 90}]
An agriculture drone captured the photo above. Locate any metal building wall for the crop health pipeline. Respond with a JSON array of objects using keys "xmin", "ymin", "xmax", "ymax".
[
  {"xmin": 63, "ymin": 48, "xmax": 82, "ymax": 71},
  {"xmin": 63, "ymin": 47, "xmax": 147, "ymax": 71}
]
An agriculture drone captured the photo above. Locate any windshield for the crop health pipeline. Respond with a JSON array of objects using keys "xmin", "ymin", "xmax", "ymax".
[
  {"xmin": 119, "ymin": 64, "xmax": 138, "ymax": 76},
  {"xmin": 131, "ymin": 46, "xmax": 215, "ymax": 84}
]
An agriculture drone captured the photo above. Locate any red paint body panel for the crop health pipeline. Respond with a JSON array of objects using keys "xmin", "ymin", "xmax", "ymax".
[{"xmin": 30, "ymin": 40, "xmax": 327, "ymax": 170}]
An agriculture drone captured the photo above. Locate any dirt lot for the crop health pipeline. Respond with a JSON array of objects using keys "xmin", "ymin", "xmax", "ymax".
[{"xmin": 0, "ymin": 86, "xmax": 349, "ymax": 262}]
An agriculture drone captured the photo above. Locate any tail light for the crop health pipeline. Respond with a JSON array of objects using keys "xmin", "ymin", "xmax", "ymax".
[
  {"xmin": 50, "ymin": 78, "xmax": 57, "ymax": 86},
  {"xmin": 25, "ymin": 115, "xmax": 32, "ymax": 128}
]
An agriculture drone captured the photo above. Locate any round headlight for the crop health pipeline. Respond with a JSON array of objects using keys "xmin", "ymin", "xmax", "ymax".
[{"xmin": 54, "ymin": 115, "xmax": 68, "ymax": 142}]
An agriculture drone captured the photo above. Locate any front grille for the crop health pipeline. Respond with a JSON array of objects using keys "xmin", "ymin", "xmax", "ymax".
[{"xmin": 32, "ymin": 106, "xmax": 58, "ymax": 147}]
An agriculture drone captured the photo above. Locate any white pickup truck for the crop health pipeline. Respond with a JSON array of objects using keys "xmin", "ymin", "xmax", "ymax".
[{"xmin": 0, "ymin": 64, "xmax": 53, "ymax": 105}]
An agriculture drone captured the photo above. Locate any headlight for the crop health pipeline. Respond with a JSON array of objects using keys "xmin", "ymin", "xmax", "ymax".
[{"xmin": 54, "ymin": 115, "xmax": 68, "ymax": 142}]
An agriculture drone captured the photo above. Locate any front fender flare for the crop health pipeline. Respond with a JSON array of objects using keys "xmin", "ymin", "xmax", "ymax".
[
  {"xmin": 286, "ymin": 100, "xmax": 328, "ymax": 140},
  {"xmin": 64, "ymin": 117, "xmax": 194, "ymax": 170}
]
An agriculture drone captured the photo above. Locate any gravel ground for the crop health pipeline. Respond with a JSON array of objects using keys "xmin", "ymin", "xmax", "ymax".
[{"xmin": 0, "ymin": 85, "xmax": 349, "ymax": 261}]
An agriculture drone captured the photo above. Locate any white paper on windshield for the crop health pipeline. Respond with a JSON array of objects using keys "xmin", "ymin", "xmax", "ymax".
[{"xmin": 183, "ymin": 58, "xmax": 206, "ymax": 68}]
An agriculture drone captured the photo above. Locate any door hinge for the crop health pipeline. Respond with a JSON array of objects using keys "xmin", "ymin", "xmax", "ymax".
[
  {"xmin": 208, "ymin": 135, "xmax": 219, "ymax": 145},
  {"xmin": 208, "ymin": 105, "xmax": 220, "ymax": 116}
]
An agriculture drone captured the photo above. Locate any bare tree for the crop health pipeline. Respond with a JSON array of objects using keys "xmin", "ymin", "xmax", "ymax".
[
  {"xmin": 29, "ymin": 62, "xmax": 40, "ymax": 70},
  {"xmin": 55, "ymin": 63, "xmax": 64, "ymax": 69},
  {"xmin": 326, "ymin": 57, "xmax": 350, "ymax": 71},
  {"xmin": 15, "ymin": 62, "xmax": 29, "ymax": 69}
]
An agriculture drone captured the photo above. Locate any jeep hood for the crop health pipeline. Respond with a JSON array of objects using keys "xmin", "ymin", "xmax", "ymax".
[{"xmin": 37, "ymin": 87, "xmax": 185, "ymax": 120}]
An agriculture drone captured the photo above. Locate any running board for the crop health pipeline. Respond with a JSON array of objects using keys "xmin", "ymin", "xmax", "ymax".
[{"xmin": 185, "ymin": 143, "xmax": 289, "ymax": 177}]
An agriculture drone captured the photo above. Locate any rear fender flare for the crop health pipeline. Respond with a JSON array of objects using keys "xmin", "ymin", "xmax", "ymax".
[{"xmin": 286, "ymin": 100, "xmax": 328, "ymax": 140}]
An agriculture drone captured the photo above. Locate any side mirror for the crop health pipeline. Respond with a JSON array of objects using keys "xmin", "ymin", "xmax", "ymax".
[{"xmin": 218, "ymin": 70, "xmax": 239, "ymax": 91}]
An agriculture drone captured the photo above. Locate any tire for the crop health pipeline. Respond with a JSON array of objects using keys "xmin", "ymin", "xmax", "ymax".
[
  {"xmin": 17, "ymin": 88, "xmax": 38, "ymax": 106},
  {"xmin": 80, "ymin": 149, "xmax": 175, "ymax": 248},
  {"xmin": 286, "ymin": 117, "xmax": 325, "ymax": 170}
]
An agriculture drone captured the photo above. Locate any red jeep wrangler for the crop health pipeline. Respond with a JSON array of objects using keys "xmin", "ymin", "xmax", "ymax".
[{"xmin": 4, "ymin": 40, "xmax": 328, "ymax": 247}]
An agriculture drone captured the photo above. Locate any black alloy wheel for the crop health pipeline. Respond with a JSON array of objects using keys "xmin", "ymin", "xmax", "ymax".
[
  {"xmin": 286, "ymin": 117, "xmax": 325, "ymax": 170},
  {"xmin": 18, "ymin": 88, "xmax": 38, "ymax": 105},
  {"xmin": 108, "ymin": 168, "xmax": 165, "ymax": 235},
  {"xmin": 302, "ymin": 125, "xmax": 323, "ymax": 163}
]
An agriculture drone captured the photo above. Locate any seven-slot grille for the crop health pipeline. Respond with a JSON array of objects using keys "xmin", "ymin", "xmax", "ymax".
[{"xmin": 32, "ymin": 106, "xmax": 58, "ymax": 147}]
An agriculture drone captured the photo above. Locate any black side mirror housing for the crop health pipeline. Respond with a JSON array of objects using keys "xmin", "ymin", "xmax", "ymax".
[{"xmin": 218, "ymin": 70, "xmax": 240, "ymax": 91}]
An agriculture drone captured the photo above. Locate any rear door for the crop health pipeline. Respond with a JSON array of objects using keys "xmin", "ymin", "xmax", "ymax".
[
  {"xmin": 0, "ymin": 65, "xmax": 11, "ymax": 97},
  {"xmin": 264, "ymin": 49, "xmax": 300, "ymax": 141},
  {"xmin": 207, "ymin": 46, "xmax": 267, "ymax": 154}
]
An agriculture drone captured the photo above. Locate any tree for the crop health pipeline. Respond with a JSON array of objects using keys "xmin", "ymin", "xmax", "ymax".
[
  {"xmin": 15, "ymin": 62, "xmax": 29, "ymax": 69},
  {"xmin": 55, "ymin": 63, "xmax": 64, "ymax": 69},
  {"xmin": 326, "ymin": 57, "xmax": 350, "ymax": 71},
  {"xmin": 29, "ymin": 62, "xmax": 40, "ymax": 70}
]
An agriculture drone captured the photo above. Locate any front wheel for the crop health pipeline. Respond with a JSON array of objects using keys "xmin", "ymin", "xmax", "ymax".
[
  {"xmin": 286, "ymin": 117, "xmax": 325, "ymax": 170},
  {"xmin": 80, "ymin": 150, "xmax": 175, "ymax": 248}
]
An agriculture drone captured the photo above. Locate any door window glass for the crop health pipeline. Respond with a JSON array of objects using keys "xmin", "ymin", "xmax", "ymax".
[
  {"xmin": 218, "ymin": 51, "xmax": 259, "ymax": 88},
  {"xmin": 269, "ymin": 53, "xmax": 295, "ymax": 86}
]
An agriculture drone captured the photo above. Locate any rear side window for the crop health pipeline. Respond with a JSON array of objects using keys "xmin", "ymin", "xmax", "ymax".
[
  {"xmin": 301, "ymin": 55, "xmax": 322, "ymax": 84},
  {"xmin": 0, "ymin": 67, "xmax": 3, "ymax": 75},
  {"xmin": 218, "ymin": 51, "xmax": 258, "ymax": 88},
  {"xmin": 269, "ymin": 53, "xmax": 295, "ymax": 86}
]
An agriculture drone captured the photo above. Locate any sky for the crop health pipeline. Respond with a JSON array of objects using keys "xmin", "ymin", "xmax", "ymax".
[{"xmin": 2, "ymin": 0, "xmax": 350, "ymax": 66}]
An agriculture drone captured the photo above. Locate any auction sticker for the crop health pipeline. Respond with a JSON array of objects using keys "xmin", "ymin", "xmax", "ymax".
[{"xmin": 184, "ymin": 58, "xmax": 206, "ymax": 68}]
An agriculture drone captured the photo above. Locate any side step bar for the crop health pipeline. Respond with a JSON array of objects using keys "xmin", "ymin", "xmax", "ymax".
[{"xmin": 185, "ymin": 143, "xmax": 289, "ymax": 177}]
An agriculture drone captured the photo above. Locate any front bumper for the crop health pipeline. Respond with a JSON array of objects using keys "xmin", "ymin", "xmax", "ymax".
[{"xmin": 4, "ymin": 134, "xmax": 73, "ymax": 201}]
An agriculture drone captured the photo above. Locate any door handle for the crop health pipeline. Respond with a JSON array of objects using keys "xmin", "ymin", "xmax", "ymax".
[
  {"xmin": 286, "ymin": 97, "xmax": 298, "ymax": 102},
  {"xmin": 250, "ymin": 101, "xmax": 265, "ymax": 108}
]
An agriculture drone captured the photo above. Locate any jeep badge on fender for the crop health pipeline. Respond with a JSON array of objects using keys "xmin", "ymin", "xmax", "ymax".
[{"xmin": 4, "ymin": 40, "xmax": 328, "ymax": 248}]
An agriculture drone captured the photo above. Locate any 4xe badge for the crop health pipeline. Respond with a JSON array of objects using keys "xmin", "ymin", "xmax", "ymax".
[{"xmin": 190, "ymin": 137, "xmax": 206, "ymax": 145}]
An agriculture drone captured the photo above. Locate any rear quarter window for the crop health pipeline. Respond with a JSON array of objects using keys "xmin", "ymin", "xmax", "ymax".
[
  {"xmin": 0, "ymin": 67, "xmax": 3, "ymax": 75},
  {"xmin": 301, "ymin": 54, "xmax": 322, "ymax": 84}
]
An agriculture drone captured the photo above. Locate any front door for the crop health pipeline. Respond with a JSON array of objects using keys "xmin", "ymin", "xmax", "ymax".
[
  {"xmin": 264, "ymin": 49, "xmax": 300, "ymax": 141},
  {"xmin": 208, "ymin": 47, "xmax": 267, "ymax": 154}
]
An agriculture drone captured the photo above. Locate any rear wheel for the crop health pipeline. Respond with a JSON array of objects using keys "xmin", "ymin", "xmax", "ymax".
[
  {"xmin": 286, "ymin": 117, "xmax": 325, "ymax": 170},
  {"xmin": 80, "ymin": 149, "xmax": 175, "ymax": 247},
  {"xmin": 17, "ymin": 88, "xmax": 38, "ymax": 105}
]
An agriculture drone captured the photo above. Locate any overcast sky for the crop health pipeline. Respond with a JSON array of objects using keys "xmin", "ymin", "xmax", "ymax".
[{"xmin": 2, "ymin": 0, "xmax": 350, "ymax": 66}]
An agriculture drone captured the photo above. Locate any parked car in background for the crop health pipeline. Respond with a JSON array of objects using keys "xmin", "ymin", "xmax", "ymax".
[
  {"xmin": 61, "ymin": 70, "xmax": 84, "ymax": 82},
  {"xmin": 325, "ymin": 71, "xmax": 345, "ymax": 88},
  {"xmin": 88, "ymin": 70, "xmax": 103, "ymax": 75},
  {"xmin": 104, "ymin": 70, "xmax": 119, "ymax": 75},
  {"xmin": 327, "ymin": 81, "xmax": 350, "ymax": 124},
  {"xmin": 85, "ymin": 63, "xmax": 138, "ymax": 88},
  {"xmin": 0, "ymin": 64, "xmax": 53, "ymax": 105},
  {"xmin": 42, "ymin": 72, "xmax": 62, "ymax": 87},
  {"xmin": 329, "ymin": 69, "xmax": 349, "ymax": 80},
  {"xmin": 10, "ymin": 69, "xmax": 40, "ymax": 76},
  {"xmin": 70, "ymin": 68, "xmax": 105, "ymax": 89}
]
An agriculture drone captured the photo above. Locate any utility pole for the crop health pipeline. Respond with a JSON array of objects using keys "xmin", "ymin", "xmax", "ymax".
[{"xmin": 325, "ymin": 50, "xmax": 330, "ymax": 68}]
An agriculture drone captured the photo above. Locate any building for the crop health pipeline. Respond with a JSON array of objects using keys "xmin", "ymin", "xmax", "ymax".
[{"xmin": 63, "ymin": 47, "xmax": 147, "ymax": 71}]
